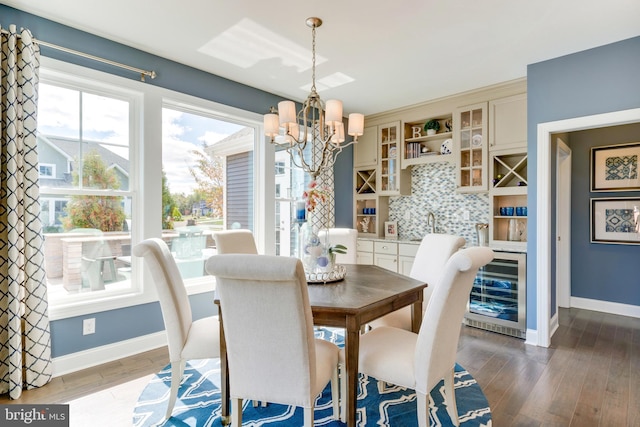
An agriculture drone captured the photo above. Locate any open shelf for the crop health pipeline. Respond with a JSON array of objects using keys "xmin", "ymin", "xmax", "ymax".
[{"xmin": 402, "ymin": 115, "xmax": 453, "ymax": 168}]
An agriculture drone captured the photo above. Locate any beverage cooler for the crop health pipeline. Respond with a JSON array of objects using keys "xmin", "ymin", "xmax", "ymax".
[{"xmin": 464, "ymin": 251, "xmax": 526, "ymax": 339}]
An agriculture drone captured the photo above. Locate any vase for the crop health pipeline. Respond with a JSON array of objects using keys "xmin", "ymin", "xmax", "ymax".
[{"xmin": 300, "ymin": 224, "xmax": 335, "ymax": 274}]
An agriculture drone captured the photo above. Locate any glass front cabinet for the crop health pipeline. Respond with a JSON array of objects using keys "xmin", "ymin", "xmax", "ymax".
[
  {"xmin": 454, "ymin": 102, "xmax": 488, "ymax": 192},
  {"xmin": 464, "ymin": 251, "xmax": 526, "ymax": 339}
]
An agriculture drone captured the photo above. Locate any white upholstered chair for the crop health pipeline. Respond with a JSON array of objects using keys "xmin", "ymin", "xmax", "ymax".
[
  {"xmin": 344, "ymin": 247, "xmax": 494, "ymax": 426},
  {"xmin": 318, "ymin": 228, "xmax": 358, "ymax": 264},
  {"xmin": 369, "ymin": 234, "xmax": 466, "ymax": 330},
  {"xmin": 205, "ymin": 254, "xmax": 340, "ymax": 427},
  {"xmin": 212, "ymin": 229, "xmax": 258, "ymax": 254},
  {"xmin": 133, "ymin": 238, "xmax": 220, "ymax": 420}
]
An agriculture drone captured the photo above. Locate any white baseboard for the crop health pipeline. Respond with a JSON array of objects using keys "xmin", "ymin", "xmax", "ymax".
[
  {"xmin": 52, "ymin": 331, "xmax": 167, "ymax": 377},
  {"xmin": 524, "ymin": 328, "xmax": 538, "ymax": 347},
  {"xmin": 571, "ymin": 297, "xmax": 640, "ymax": 319}
]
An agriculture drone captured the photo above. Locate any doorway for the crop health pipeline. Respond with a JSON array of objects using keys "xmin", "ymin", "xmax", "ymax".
[{"xmin": 536, "ymin": 107, "xmax": 640, "ymax": 347}]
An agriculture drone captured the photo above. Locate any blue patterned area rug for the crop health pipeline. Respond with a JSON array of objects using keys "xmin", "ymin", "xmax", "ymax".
[{"xmin": 133, "ymin": 329, "xmax": 492, "ymax": 426}]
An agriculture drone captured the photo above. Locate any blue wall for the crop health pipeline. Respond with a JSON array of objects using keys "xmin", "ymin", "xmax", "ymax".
[
  {"xmin": 527, "ymin": 36, "xmax": 640, "ymax": 330},
  {"xmin": 0, "ymin": 5, "xmax": 354, "ymax": 357}
]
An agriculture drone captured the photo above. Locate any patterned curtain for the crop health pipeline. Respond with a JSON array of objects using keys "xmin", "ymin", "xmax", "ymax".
[{"xmin": 0, "ymin": 25, "xmax": 52, "ymax": 399}]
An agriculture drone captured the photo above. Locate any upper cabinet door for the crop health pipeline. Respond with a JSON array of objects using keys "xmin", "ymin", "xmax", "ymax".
[
  {"xmin": 454, "ymin": 102, "xmax": 488, "ymax": 192},
  {"xmin": 489, "ymin": 93, "xmax": 527, "ymax": 151},
  {"xmin": 354, "ymin": 125, "xmax": 378, "ymax": 168},
  {"xmin": 378, "ymin": 121, "xmax": 410, "ymax": 196}
]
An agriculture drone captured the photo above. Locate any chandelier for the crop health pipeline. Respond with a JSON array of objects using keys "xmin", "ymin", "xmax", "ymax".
[{"xmin": 263, "ymin": 17, "xmax": 364, "ymax": 179}]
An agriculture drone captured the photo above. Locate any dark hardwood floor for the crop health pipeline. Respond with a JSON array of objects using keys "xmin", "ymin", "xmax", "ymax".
[{"xmin": 1, "ymin": 307, "xmax": 638, "ymax": 426}]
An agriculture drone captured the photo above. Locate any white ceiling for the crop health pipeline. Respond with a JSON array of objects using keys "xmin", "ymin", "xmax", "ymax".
[{"xmin": 4, "ymin": 0, "xmax": 640, "ymax": 116}]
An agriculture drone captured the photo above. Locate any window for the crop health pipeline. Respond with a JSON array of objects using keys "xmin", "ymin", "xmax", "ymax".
[
  {"xmin": 37, "ymin": 75, "xmax": 136, "ymax": 311},
  {"xmin": 161, "ymin": 104, "xmax": 255, "ymax": 281},
  {"xmin": 37, "ymin": 58, "xmax": 266, "ymax": 319},
  {"xmin": 39, "ymin": 163, "xmax": 55, "ymax": 177},
  {"xmin": 274, "ymin": 148, "xmax": 309, "ymax": 257}
]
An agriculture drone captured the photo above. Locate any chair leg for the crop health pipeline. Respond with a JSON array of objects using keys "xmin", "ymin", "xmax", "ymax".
[
  {"xmin": 444, "ymin": 369, "xmax": 459, "ymax": 427},
  {"xmin": 417, "ymin": 392, "xmax": 429, "ymax": 427},
  {"xmin": 339, "ymin": 363, "xmax": 346, "ymax": 423},
  {"xmin": 330, "ymin": 365, "xmax": 340, "ymax": 420},
  {"xmin": 165, "ymin": 359, "xmax": 186, "ymax": 419},
  {"xmin": 303, "ymin": 406, "xmax": 314, "ymax": 427},
  {"xmin": 231, "ymin": 398, "xmax": 243, "ymax": 427}
]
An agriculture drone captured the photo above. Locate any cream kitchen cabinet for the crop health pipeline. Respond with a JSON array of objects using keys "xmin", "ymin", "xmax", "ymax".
[
  {"xmin": 398, "ymin": 242, "xmax": 419, "ymax": 275},
  {"xmin": 356, "ymin": 239, "xmax": 374, "ymax": 265},
  {"xmin": 488, "ymin": 93, "xmax": 527, "ymax": 151},
  {"xmin": 454, "ymin": 102, "xmax": 488, "ymax": 192},
  {"xmin": 378, "ymin": 121, "xmax": 410, "ymax": 196},
  {"xmin": 354, "ymin": 125, "xmax": 378, "ymax": 168},
  {"xmin": 356, "ymin": 239, "xmax": 419, "ymax": 274},
  {"xmin": 374, "ymin": 240, "xmax": 398, "ymax": 272}
]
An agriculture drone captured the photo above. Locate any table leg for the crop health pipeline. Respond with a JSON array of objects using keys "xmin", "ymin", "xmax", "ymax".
[
  {"xmin": 410, "ymin": 298, "xmax": 424, "ymax": 333},
  {"xmin": 218, "ymin": 305, "xmax": 231, "ymax": 426},
  {"xmin": 344, "ymin": 316, "xmax": 360, "ymax": 427}
]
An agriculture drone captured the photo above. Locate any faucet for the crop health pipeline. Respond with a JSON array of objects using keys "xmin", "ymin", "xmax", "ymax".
[{"xmin": 426, "ymin": 212, "xmax": 436, "ymax": 233}]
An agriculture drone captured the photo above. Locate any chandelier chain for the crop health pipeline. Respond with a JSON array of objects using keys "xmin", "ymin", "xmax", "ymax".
[{"xmin": 311, "ymin": 25, "xmax": 317, "ymax": 93}]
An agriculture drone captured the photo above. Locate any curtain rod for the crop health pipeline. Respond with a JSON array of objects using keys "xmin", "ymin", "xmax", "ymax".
[{"xmin": 1, "ymin": 28, "xmax": 157, "ymax": 82}]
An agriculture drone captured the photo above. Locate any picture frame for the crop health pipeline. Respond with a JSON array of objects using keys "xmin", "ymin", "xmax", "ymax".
[
  {"xmin": 384, "ymin": 221, "xmax": 398, "ymax": 239},
  {"xmin": 590, "ymin": 142, "xmax": 640, "ymax": 192},
  {"xmin": 590, "ymin": 197, "xmax": 640, "ymax": 245}
]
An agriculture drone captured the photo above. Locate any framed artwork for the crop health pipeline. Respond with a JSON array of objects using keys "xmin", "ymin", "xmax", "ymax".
[
  {"xmin": 590, "ymin": 197, "xmax": 640, "ymax": 245},
  {"xmin": 384, "ymin": 221, "xmax": 398, "ymax": 239},
  {"xmin": 590, "ymin": 142, "xmax": 640, "ymax": 192}
]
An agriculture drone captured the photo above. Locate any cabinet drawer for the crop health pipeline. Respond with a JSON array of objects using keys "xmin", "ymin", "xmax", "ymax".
[
  {"xmin": 357, "ymin": 240, "xmax": 374, "ymax": 252},
  {"xmin": 374, "ymin": 241, "xmax": 398, "ymax": 255},
  {"xmin": 398, "ymin": 243, "xmax": 419, "ymax": 257}
]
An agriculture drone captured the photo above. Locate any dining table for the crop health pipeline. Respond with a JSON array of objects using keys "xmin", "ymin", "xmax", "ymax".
[{"xmin": 215, "ymin": 263, "xmax": 428, "ymax": 427}]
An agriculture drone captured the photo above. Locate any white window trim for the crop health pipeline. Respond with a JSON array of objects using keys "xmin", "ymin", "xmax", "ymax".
[{"xmin": 41, "ymin": 57, "xmax": 271, "ymax": 320}]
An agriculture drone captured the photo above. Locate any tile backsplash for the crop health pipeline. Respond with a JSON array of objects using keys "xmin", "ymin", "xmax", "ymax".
[{"xmin": 389, "ymin": 162, "xmax": 490, "ymax": 246}]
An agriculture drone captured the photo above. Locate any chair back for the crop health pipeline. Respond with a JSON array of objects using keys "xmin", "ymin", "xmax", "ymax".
[
  {"xmin": 213, "ymin": 229, "xmax": 258, "ymax": 254},
  {"xmin": 410, "ymin": 234, "xmax": 465, "ymax": 302},
  {"xmin": 318, "ymin": 228, "xmax": 358, "ymax": 264},
  {"xmin": 133, "ymin": 238, "xmax": 192, "ymax": 362},
  {"xmin": 205, "ymin": 254, "xmax": 317, "ymax": 407},
  {"xmin": 414, "ymin": 246, "xmax": 494, "ymax": 395}
]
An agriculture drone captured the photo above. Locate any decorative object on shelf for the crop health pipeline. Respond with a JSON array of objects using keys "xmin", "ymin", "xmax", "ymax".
[
  {"xmin": 359, "ymin": 217, "xmax": 371, "ymax": 233},
  {"xmin": 444, "ymin": 119, "xmax": 453, "ymax": 132},
  {"xmin": 515, "ymin": 206, "xmax": 527, "ymax": 216},
  {"xmin": 411, "ymin": 126, "xmax": 422, "ymax": 138},
  {"xmin": 590, "ymin": 142, "xmax": 640, "ymax": 192},
  {"xmin": 476, "ymin": 223, "xmax": 489, "ymax": 246},
  {"xmin": 424, "ymin": 119, "xmax": 440, "ymax": 136},
  {"xmin": 384, "ymin": 221, "xmax": 398, "ymax": 239},
  {"xmin": 472, "ymin": 134, "xmax": 483, "ymax": 147},
  {"xmin": 441, "ymin": 138, "xmax": 453, "ymax": 155},
  {"xmin": 507, "ymin": 219, "xmax": 525, "ymax": 242},
  {"xmin": 590, "ymin": 197, "xmax": 640, "ymax": 245},
  {"xmin": 263, "ymin": 17, "xmax": 364, "ymax": 180}
]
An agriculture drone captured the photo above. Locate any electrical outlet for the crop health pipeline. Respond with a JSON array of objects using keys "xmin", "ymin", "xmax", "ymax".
[
  {"xmin": 404, "ymin": 211, "xmax": 411, "ymax": 221},
  {"xmin": 462, "ymin": 210, "xmax": 470, "ymax": 221},
  {"xmin": 83, "ymin": 318, "xmax": 96, "ymax": 335}
]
